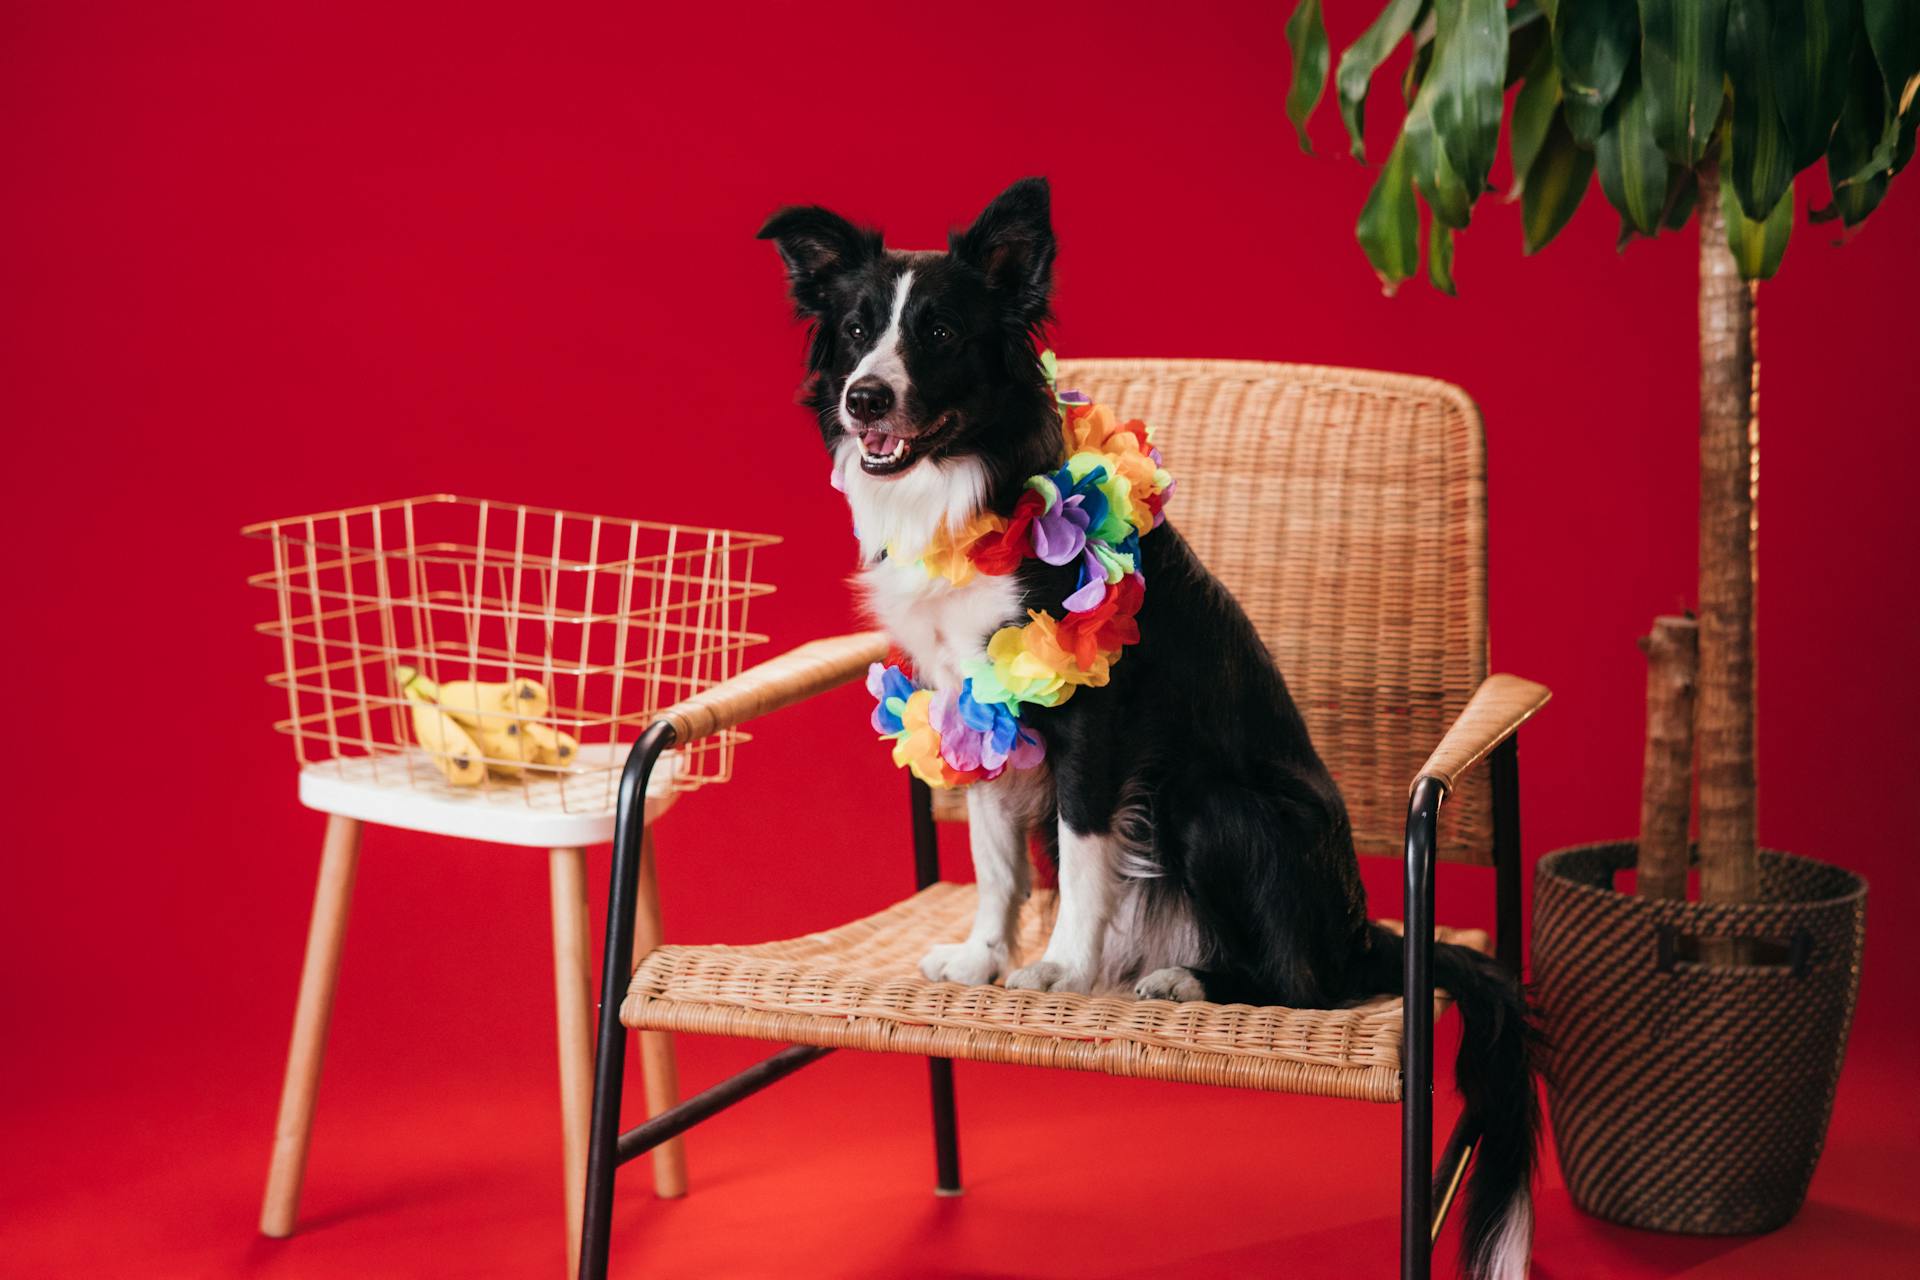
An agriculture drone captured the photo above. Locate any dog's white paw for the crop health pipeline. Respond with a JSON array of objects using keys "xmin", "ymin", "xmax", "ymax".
[
  {"xmin": 1134, "ymin": 966, "xmax": 1207, "ymax": 1002},
  {"xmin": 919, "ymin": 940, "xmax": 1008, "ymax": 986},
  {"xmin": 1004, "ymin": 960, "xmax": 1093, "ymax": 994}
]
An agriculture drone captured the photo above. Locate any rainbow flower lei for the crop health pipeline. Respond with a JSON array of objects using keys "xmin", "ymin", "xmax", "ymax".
[{"xmin": 867, "ymin": 351, "xmax": 1175, "ymax": 787}]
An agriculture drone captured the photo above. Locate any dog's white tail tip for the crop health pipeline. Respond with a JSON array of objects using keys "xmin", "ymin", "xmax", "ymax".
[{"xmin": 1474, "ymin": 1185, "xmax": 1532, "ymax": 1280}]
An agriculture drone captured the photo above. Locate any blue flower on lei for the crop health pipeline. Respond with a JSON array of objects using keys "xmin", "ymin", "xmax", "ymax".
[
  {"xmin": 942, "ymin": 679, "xmax": 1046, "ymax": 772},
  {"xmin": 866, "ymin": 663, "xmax": 915, "ymax": 735}
]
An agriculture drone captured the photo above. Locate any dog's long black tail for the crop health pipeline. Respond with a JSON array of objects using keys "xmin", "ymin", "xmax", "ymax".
[{"xmin": 1359, "ymin": 923, "xmax": 1541, "ymax": 1280}]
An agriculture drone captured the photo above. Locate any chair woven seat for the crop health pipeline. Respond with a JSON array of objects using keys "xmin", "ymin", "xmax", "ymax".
[{"xmin": 623, "ymin": 882, "xmax": 1487, "ymax": 1104}]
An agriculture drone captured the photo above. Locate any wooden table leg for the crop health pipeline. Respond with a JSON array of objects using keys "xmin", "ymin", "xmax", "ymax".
[
  {"xmin": 260, "ymin": 813, "xmax": 364, "ymax": 1238},
  {"xmin": 550, "ymin": 846, "xmax": 595, "ymax": 1277},
  {"xmin": 634, "ymin": 829, "xmax": 687, "ymax": 1198}
]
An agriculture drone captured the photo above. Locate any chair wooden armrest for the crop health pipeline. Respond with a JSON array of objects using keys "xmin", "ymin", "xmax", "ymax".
[
  {"xmin": 1400, "ymin": 673, "xmax": 1548, "ymax": 1265},
  {"xmin": 653, "ymin": 629, "xmax": 888, "ymax": 743},
  {"xmin": 1412, "ymin": 673, "xmax": 1552, "ymax": 796}
]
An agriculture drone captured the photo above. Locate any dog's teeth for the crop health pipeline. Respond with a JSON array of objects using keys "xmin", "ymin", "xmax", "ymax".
[{"xmin": 860, "ymin": 435, "xmax": 910, "ymax": 465}]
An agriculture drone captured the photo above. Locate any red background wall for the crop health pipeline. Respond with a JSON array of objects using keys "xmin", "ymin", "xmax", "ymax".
[{"xmin": 4, "ymin": 3, "xmax": 1916, "ymax": 1276}]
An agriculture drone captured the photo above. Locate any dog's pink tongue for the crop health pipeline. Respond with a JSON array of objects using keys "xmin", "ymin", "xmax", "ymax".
[{"xmin": 861, "ymin": 430, "xmax": 897, "ymax": 455}]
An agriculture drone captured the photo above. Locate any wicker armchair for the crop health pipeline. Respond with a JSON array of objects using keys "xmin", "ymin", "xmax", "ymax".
[{"xmin": 578, "ymin": 360, "xmax": 1551, "ymax": 1280}]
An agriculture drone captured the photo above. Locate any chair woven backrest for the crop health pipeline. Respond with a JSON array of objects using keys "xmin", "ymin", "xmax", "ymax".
[{"xmin": 1058, "ymin": 358, "xmax": 1493, "ymax": 864}]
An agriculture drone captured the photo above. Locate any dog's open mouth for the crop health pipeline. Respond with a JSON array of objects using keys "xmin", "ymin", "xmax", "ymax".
[
  {"xmin": 852, "ymin": 413, "xmax": 956, "ymax": 477},
  {"xmin": 857, "ymin": 427, "xmax": 914, "ymax": 474}
]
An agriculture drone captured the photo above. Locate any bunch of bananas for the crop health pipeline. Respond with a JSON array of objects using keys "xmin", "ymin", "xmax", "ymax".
[{"xmin": 395, "ymin": 665, "xmax": 580, "ymax": 786}]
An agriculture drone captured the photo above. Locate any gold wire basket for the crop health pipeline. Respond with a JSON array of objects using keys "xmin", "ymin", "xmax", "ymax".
[{"xmin": 244, "ymin": 495, "xmax": 778, "ymax": 817}]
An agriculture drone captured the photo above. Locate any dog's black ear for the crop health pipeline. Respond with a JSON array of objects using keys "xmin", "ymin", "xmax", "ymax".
[
  {"xmin": 756, "ymin": 205, "xmax": 881, "ymax": 315},
  {"xmin": 951, "ymin": 177, "xmax": 1055, "ymax": 328}
]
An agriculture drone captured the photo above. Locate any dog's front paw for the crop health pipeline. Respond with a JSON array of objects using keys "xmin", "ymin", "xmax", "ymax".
[
  {"xmin": 1005, "ymin": 961, "xmax": 1093, "ymax": 994},
  {"xmin": 919, "ymin": 940, "xmax": 1008, "ymax": 986},
  {"xmin": 1134, "ymin": 966, "xmax": 1207, "ymax": 1002}
]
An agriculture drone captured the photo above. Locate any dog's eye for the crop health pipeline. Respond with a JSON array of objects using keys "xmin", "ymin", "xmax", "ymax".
[
  {"xmin": 929, "ymin": 323, "xmax": 954, "ymax": 343},
  {"xmin": 846, "ymin": 322, "xmax": 867, "ymax": 342}
]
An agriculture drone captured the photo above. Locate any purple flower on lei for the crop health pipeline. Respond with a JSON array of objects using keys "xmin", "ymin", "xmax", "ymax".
[
  {"xmin": 1062, "ymin": 527, "xmax": 1141, "ymax": 613},
  {"xmin": 1062, "ymin": 552, "xmax": 1109, "ymax": 612},
  {"xmin": 1031, "ymin": 463, "xmax": 1110, "ymax": 567}
]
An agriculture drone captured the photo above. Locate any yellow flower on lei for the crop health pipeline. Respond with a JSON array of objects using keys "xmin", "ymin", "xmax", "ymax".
[
  {"xmin": 889, "ymin": 688, "xmax": 950, "ymax": 785},
  {"xmin": 1064, "ymin": 404, "xmax": 1170, "ymax": 533},
  {"xmin": 917, "ymin": 509, "xmax": 1006, "ymax": 585},
  {"xmin": 967, "ymin": 610, "xmax": 1114, "ymax": 709}
]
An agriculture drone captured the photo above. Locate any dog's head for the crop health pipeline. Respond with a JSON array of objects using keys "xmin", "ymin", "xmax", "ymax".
[{"xmin": 757, "ymin": 178, "xmax": 1060, "ymax": 499}]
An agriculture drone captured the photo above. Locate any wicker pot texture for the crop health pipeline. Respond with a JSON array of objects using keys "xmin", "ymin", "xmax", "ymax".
[{"xmin": 1532, "ymin": 842, "xmax": 1866, "ymax": 1235}]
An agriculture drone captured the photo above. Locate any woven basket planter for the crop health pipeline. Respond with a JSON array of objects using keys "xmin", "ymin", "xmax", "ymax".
[{"xmin": 1532, "ymin": 842, "xmax": 1867, "ymax": 1234}]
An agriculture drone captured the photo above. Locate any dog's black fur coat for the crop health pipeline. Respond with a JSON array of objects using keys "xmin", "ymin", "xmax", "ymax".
[{"xmin": 760, "ymin": 178, "xmax": 1538, "ymax": 1279}]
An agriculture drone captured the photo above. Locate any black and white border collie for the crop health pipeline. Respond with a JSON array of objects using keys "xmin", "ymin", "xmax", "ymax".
[{"xmin": 759, "ymin": 178, "xmax": 1538, "ymax": 1280}]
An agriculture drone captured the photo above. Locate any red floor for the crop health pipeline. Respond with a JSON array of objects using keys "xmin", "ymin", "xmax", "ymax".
[{"xmin": 4, "ymin": 1009, "xmax": 1914, "ymax": 1278}]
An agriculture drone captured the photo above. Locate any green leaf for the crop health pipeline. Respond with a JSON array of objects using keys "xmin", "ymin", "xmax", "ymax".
[
  {"xmin": 1522, "ymin": 110, "xmax": 1597, "ymax": 253},
  {"xmin": 1719, "ymin": 159, "xmax": 1792, "ymax": 278},
  {"xmin": 1564, "ymin": 94, "xmax": 1607, "ymax": 146},
  {"xmin": 1404, "ymin": 3, "xmax": 1439, "ymax": 102},
  {"xmin": 1863, "ymin": 0, "xmax": 1920, "ymax": 102},
  {"xmin": 1596, "ymin": 68, "xmax": 1670, "ymax": 235},
  {"xmin": 1725, "ymin": 0, "xmax": 1797, "ymax": 220},
  {"xmin": 1407, "ymin": 106, "xmax": 1475, "ymax": 227},
  {"xmin": 1845, "ymin": 0, "xmax": 1920, "ymax": 183},
  {"xmin": 1429, "ymin": 217, "xmax": 1458, "ymax": 294},
  {"xmin": 1284, "ymin": 0, "xmax": 1331, "ymax": 155},
  {"xmin": 1663, "ymin": 163, "xmax": 1701, "ymax": 228},
  {"xmin": 1770, "ymin": 0, "xmax": 1857, "ymax": 172},
  {"xmin": 1337, "ymin": 0, "xmax": 1428, "ymax": 162},
  {"xmin": 1640, "ymin": 0, "xmax": 1730, "ymax": 167},
  {"xmin": 1824, "ymin": 34, "xmax": 1893, "ymax": 224},
  {"xmin": 1507, "ymin": 39, "xmax": 1562, "ymax": 197},
  {"xmin": 1506, "ymin": 0, "xmax": 1551, "ymax": 88},
  {"xmin": 1401, "ymin": 0, "xmax": 1508, "ymax": 227},
  {"xmin": 1429, "ymin": 0, "xmax": 1509, "ymax": 187},
  {"xmin": 1554, "ymin": 0, "xmax": 1638, "ymax": 117},
  {"xmin": 1404, "ymin": 32, "xmax": 1437, "ymax": 102},
  {"xmin": 1357, "ymin": 135, "xmax": 1421, "ymax": 290},
  {"xmin": 1836, "ymin": 99, "xmax": 1902, "ymax": 186},
  {"xmin": 1897, "ymin": 96, "xmax": 1920, "ymax": 175}
]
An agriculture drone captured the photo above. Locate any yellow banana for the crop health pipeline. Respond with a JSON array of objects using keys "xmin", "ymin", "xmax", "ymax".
[
  {"xmin": 473, "ymin": 718, "xmax": 542, "ymax": 777},
  {"xmin": 522, "ymin": 721, "xmax": 580, "ymax": 769},
  {"xmin": 395, "ymin": 667, "xmax": 487, "ymax": 786},
  {"xmin": 394, "ymin": 665, "xmax": 569, "ymax": 777},
  {"xmin": 435, "ymin": 676, "xmax": 549, "ymax": 730}
]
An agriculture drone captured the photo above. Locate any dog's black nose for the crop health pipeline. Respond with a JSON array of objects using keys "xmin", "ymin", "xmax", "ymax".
[{"xmin": 845, "ymin": 377, "xmax": 894, "ymax": 423}]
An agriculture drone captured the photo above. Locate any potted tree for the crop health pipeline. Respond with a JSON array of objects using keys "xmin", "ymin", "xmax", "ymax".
[{"xmin": 1281, "ymin": 0, "xmax": 1898, "ymax": 1233}]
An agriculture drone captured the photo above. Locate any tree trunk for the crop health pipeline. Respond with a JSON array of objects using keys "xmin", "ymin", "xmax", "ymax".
[
  {"xmin": 1637, "ymin": 615, "xmax": 1698, "ymax": 899},
  {"xmin": 1695, "ymin": 166, "xmax": 1760, "ymax": 961}
]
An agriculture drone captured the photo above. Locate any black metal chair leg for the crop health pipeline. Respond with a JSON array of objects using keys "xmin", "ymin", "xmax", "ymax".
[
  {"xmin": 579, "ymin": 723, "xmax": 676, "ymax": 1280},
  {"xmin": 1490, "ymin": 735, "xmax": 1523, "ymax": 976},
  {"xmin": 909, "ymin": 777, "xmax": 964, "ymax": 1194},
  {"xmin": 927, "ymin": 1057, "xmax": 962, "ymax": 1194},
  {"xmin": 1402, "ymin": 777, "xmax": 1442, "ymax": 1280}
]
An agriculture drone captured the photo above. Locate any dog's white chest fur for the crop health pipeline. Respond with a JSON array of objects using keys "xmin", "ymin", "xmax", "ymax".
[
  {"xmin": 838, "ymin": 448, "xmax": 1019, "ymax": 686},
  {"xmin": 858, "ymin": 555, "xmax": 1021, "ymax": 689}
]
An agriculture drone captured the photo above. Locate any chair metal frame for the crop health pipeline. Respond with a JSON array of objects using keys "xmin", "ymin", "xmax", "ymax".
[{"xmin": 576, "ymin": 715, "xmax": 1526, "ymax": 1280}]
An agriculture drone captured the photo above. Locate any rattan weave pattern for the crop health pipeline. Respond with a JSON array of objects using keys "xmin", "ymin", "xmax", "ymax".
[
  {"xmin": 1534, "ymin": 843, "xmax": 1867, "ymax": 1233},
  {"xmin": 1056, "ymin": 359, "xmax": 1491, "ymax": 864},
  {"xmin": 625, "ymin": 882, "xmax": 1493, "ymax": 1102}
]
